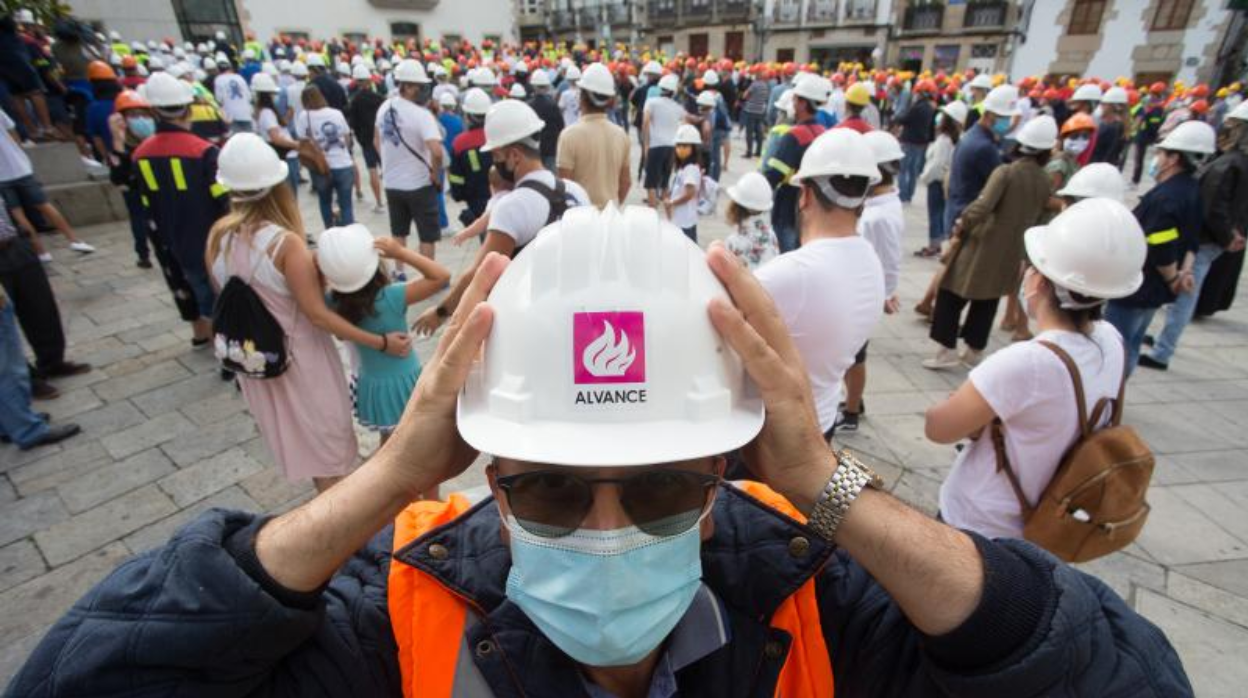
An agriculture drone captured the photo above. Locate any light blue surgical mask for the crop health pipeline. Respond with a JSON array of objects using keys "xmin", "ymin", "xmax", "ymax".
[
  {"xmin": 991, "ymin": 118, "xmax": 1011, "ymax": 136},
  {"xmin": 503, "ymin": 512, "xmax": 705, "ymax": 667},
  {"xmin": 1148, "ymin": 155, "xmax": 1161, "ymax": 179},
  {"xmin": 128, "ymin": 116, "xmax": 156, "ymax": 139}
]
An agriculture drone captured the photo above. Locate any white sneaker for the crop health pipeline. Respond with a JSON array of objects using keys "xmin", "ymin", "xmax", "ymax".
[
  {"xmin": 37, "ymin": 252, "xmax": 53, "ymax": 263},
  {"xmin": 922, "ymin": 348, "xmax": 961, "ymax": 370},
  {"xmin": 960, "ymin": 348, "xmax": 984, "ymax": 368},
  {"xmin": 69, "ymin": 241, "xmax": 95, "ymax": 253},
  {"xmin": 372, "ymin": 203, "xmax": 385, "ymax": 214}
]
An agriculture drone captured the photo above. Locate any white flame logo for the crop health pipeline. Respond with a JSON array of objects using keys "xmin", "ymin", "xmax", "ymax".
[{"xmin": 581, "ymin": 320, "xmax": 637, "ymax": 378}]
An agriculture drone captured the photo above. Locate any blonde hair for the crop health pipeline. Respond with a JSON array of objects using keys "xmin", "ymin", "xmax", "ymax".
[{"xmin": 206, "ymin": 182, "xmax": 304, "ymax": 265}]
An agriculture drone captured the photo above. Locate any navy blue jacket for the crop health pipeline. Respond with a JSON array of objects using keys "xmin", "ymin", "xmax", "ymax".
[
  {"xmin": 5, "ymin": 486, "xmax": 1192, "ymax": 697},
  {"xmin": 1119, "ymin": 172, "xmax": 1204, "ymax": 309},
  {"xmin": 947, "ymin": 123, "xmax": 1002, "ymax": 224}
]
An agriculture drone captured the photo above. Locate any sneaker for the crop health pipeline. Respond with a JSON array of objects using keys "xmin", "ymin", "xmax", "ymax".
[
  {"xmin": 960, "ymin": 348, "xmax": 984, "ymax": 368},
  {"xmin": 1138, "ymin": 354, "xmax": 1169, "ymax": 371},
  {"xmin": 137, "ymin": 258, "xmax": 153, "ymax": 269},
  {"xmin": 922, "ymin": 348, "xmax": 962, "ymax": 370},
  {"xmin": 355, "ymin": 190, "xmax": 364, "ymax": 201},
  {"xmin": 38, "ymin": 252, "xmax": 52, "ymax": 263},
  {"xmin": 19, "ymin": 423, "xmax": 81, "ymax": 451},
  {"xmin": 834, "ymin": 410, "xmax": 860, "ymax": 433},
  {"xmin": 191, "ymin": 337, "xmax": 211, "ymax": 350},
  {"xmin": 372, "ymin": 203, "xmax": 386, "ymax": 214},
  {"xmin": 31, "ymin": 379, "xmax": 60, "ymax": 400},
  {"xmin": 69, "ymin": 241, "xmax": 96, "ymax": 253}
]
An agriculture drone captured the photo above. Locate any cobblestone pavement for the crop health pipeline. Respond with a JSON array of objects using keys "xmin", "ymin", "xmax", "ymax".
[{"xmin": 2, "ymin": 130, "xmax": 1247, "ymax": 695}]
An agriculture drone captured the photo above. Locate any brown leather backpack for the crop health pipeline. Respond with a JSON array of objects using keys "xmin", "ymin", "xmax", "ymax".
[
  {"xmin": 991, "ymin": 341, "xmax": 1154, "ymax": 563},
  {"xmin": 297, "ymin": 112, "xmax": 330, "ymax": 177}
]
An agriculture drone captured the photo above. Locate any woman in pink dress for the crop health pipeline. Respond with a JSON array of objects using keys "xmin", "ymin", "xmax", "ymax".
[{"xmin": 206, "ymin": 134, "xmax": 412, "ymax": 492}]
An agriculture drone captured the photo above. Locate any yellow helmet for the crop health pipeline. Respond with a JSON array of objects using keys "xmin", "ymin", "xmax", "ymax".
[
  {"xmin": 1217, "ymin": 87, "xmax": 1230, "ymax": 99},
  {"xmin": 1231, "ymin": 82, "xmax": 1243, "ymax": 93},
  {"xmin": 845, "ymin": 82, "xmax": 872, "ymax": 107}
]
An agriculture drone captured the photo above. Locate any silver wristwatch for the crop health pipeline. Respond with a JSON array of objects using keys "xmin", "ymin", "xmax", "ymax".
[{"xmin": 807, "ymin": 450, "xmax": 883, "ymax": 543}]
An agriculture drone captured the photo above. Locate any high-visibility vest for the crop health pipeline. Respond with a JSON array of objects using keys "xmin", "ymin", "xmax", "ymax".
[{"xmin": 387, "ymin": 482, "xmax": 835, "ymax": 698}]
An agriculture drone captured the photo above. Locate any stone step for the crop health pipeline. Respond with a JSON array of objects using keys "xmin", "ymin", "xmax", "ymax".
[
  {"xmin": 24, "ymin": 141, "xmax": 92, "ymax": 187},
  {"xmin": 42, "ymin": 181, "xmax": 127, "ymax": 228}
]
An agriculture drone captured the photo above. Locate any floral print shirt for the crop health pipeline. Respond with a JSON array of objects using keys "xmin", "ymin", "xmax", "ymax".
[{"xmin": 725, "ymin": 214, "xmax": 780, "ymax": 271}]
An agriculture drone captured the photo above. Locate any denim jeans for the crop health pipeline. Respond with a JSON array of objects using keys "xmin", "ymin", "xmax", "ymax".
[
  {"xmin": 775, "ymin": 220, "xmax": 799, "ymax": 254},
  {"xmin": 899, "ymin": 142, "xmax": 926, "ymax": 203},
  {"xmin": 311, "ymin": 167, "xmax": 354, "ymax": 229},
  {"xmin": 0, "ymin": 300, "xmax": 47, "ymax": 448},
  {"xmin": 926, "ymin": 181, "xmax": 946, "ymax": 245},
  {"xmin": 1152, "ymin": 243, "xmax": 1222, "ymax": 364},
  {"xmin": 709, "ymin": 130, "xmax": 727, "ymax": 182},
  {"xmin": 285, "ymin": 157, "xmax": 300, "ymax": 200},
  {"xmin": 742, "ymin": 112, "xmax": 765, "ymax": 157},
  {"xmin": 121, "ymin": 188, "xmax": 151, "ymax": 262},
  {"xmin": 1104, "ymin": 301, "xmax": 1158, "ymax": 376},
  {"xmin": 180, "ymin": 264, "xmax": 216, "ymax": 319}
]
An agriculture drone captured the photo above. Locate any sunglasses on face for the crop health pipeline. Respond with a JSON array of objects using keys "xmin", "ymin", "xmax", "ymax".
[{"xmin": 495, "ymin": 468, "xmax": 721, "ymax": 539}]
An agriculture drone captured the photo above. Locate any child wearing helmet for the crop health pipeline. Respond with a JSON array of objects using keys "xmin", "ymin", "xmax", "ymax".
[
  {"xmin": 664, "ymin": 124, "xmax": 704, "ymax": 242},
  {"xmin": 106, "ymin": 90, "xmax": 157, "ymax": 268},
  {"xmin": 1047, "ymin": 113, "xmax": 1095, "ymax": 195},
  {"xmin": 722, "ymin": 171, "xmax": 778, "ymax": 270}
]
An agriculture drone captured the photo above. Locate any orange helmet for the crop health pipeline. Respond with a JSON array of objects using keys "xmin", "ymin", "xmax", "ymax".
[
  {"xmin": 784, "ymin": 62, "xmax": 797, "ymax": 76},
  {"xmin": 87, "ymin": 60, "xmax": 117, "ymax": 81},
  {"xmin": 1190, "ymin": 84, "xmax": 1209, "ymax": 98},
  {"xmin": 1060, "ymin": 113, "xmax": 1096, "ymax": 136},
  {"xmin": 120, "ymin": 55, "xmax": 137, "ymax": 70},
  {"xmin": 1149, "ymin": 81, "xmax": 1166, "ymax": 95},
  {"xmin": 914, "ymin": 79, "xmax": 937, "ymax": 95},
  {"xmin": 1190, "ymin": 99, "xmax": 1209, "ymax": 114},
  {"xmin": 114, "ymin": 90, "xmax": 150, "ymax": 112}
]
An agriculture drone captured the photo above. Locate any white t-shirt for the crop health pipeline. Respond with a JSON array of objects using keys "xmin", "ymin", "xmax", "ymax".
[
  {"xmin": 0, "ymin": 112, "xmax": 33, "ymax": 181},
  {"xmin": 295, "ymin": 107, "xmax": 353, "ymax": 170},
  {"xmin": 756, "ymin": 236, "xmax": 884, "ymax": 431},
  {"xmin": 559, "ymin": 86, "xmax": 580, "ymax": 126},
  {"xmin": 285, "ymin": 80, "xmax": 306, "ymax": 121},
  {"xmin": 858, "ymin": 190, "xmax": 904, "ymax": 297},
  {"xmin": 644, "ymin": 96, "xmax": 686, "ymax": 149},
  {"xmin": 489, "ymin": 170, "xmax": 589, "ymax": 249},
  {"xmin": 939, "ymin": 323, "xmax": 1126, "ymax": 539},
  {"xmin": 669, "ymin": 163, "xmax": 701, "ymax": 229},
  {"xmin": 214, "ymin": 72, "xmax": 253, "ymax": 123},
  {"xmin": 257, "ymin": 107, "xmax": 296, "ymax": 161},
  {"xmin": 375, "ymin": 97, "xmax": 442, "ymax": 191}
]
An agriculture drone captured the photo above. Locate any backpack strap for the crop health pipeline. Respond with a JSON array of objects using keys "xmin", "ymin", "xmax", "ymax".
[
  {"xmin": 991, "ymin": 419, "xmax": 1034, "ymax": 516},
  {"xmin": 1037, "ymin": 340, "xmax": 1091, "ymax": 438},
  {"xmin": 516, "ymin": 177, "xmax": 574, "ymax": 225}
]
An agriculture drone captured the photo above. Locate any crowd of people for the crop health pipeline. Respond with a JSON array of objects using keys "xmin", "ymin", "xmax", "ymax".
[{"xmin": 4, "ymin": 11, "xmax": 1246, "ymax": 696}]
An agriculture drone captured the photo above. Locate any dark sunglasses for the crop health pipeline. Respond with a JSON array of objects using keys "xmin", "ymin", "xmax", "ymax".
[{"xmin": 496, "ymin": 469, "xmax": 721, "ymax": 539}]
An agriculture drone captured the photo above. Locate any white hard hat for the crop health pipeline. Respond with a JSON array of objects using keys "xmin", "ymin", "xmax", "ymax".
[
  {"xmin": 202, "ymin": 56, "xmax": 217, "ymax": 70},
  {"xmin": 110, "ymin": 53, "xmax": 122, "ymax": 66},
  {"xmin": 352, "ymin": 64, "xmax": 371, "ymax": 81},
  {"xmin": 136, "ymin": 65, "xmax": 149, "ymax": 77},
  {"xmin": 508, "ymin": 82, "xmax": 526, "ymax": 99},
  {"xmin": 1227, "ymin": 100, "xmax": 1248, "ymax": 122},
  {"xmin": 1101, "ymin": 86, "xmax": 1129, "ymax": 105},
  {"xmin": 969, "ymin": 74, "xmax": 994, "ymax": 90},
  {"xmin": 863, "ymin": 130, "xmax": 904, "ymax": 163},
  {"xmin": 249, "ymin": 72, "xmax": 280, "ymax": 94},
  {"xmin": 217, "ymin": 58, "xmax": 230, "ymax": 69},
  {"xmin": 165, "ymin": 63, "xmax": 186, "ymax": 79},
  {"xmin": 434, "ymin": 64, "xmax": 448, "ymax": 77},
  {"xmin": 291, "ymin": 61, "xmax": 309, "ymax": 77},
  {"xmin": 261, "ymin": 61, "xmax": 277, "ymax": 76},
  {"xmin": 377, "ymin": 58, "xmax": 392, "ymax": 71},
  {"xmin": 982, "ymin": 85, "xmax": 1020, "ymax": 116},
  {"xmin": 1015, "ymin": 115, "xmax": 1059, "ymax": 151},
  {"xmin": 216, "ymin": 133, "xmax": 288, "ymax": 192},
  {"xmin": 109, "ymin": 30, "xmax": 121, "ymax": 41},
  {"xmin": 193, "ymin": 69, "xmax": 207, "ymax": 83},
  {"xmin": 174, "ymin": 47, "xmax": 186, "ymax": 58},
  {"xmin": 1024, "ymin": 198, "xmax": 1145, "ymax": 299},
  {"xmin": 564, "ymin": 65, "xmax": 582, "ymax": 81},
  {"xmin": 215, "ymin": 51, "xmax": 228, "ymax": 64},
  {"xmin": 471, "ymin": 67, "xmax": 496, "ymax": 87},
  {"xmin": 148, "ymin": 55, "xmax": 165, "ymax": 70},
  {"xmin": 273, "ymin": 47, "xmax": 285, "ymax": 58},
  {"xmin": 940, "ymin": 100, "xmax": 969, "ymax": 126},
  {"xmin": 674, "ymin": 123, "xmax": 702, "ymax": 145},
  {"xmin": 394, "ymin": 58, "xmax": 431, "ymax": 84},
  {"xmin": 791, "ymin": 128, "xmax": 881, "ymax": 185},
  {"xmin": 336, "ymin": 62, "xmax": 351, "ymax": 77},
  {"xmin": 791, "ymin": 74, "xmax": 831, "ymax": 104},
  {"xmin": 462, "ymin": 87, "xmax": 492, "ymax": 116},
  {"xmin": 512, "ymin": 61, "xmax": 528, "ymax": 74},
  {"xmin": 642, "ymin": 60, "xmax": 663, "ymax": 76},
  {"xmin": 276, "ymin": 59, "xmax": 291, "ymax": 73},
  {"xmin": 658, "ymin": 74, "xmax": 679, "ymax": 92},
  {"xmin": 725, "ymin": 171, "xmax": 774, "ymax": 212},
  {"xmin": 457, "ymin": 205, "xmax": 764, "ymax": 466},
  {"xmin": 696, "ymin": 90, "xmax": 718, "ymax": 109},
  {"xmin": 774, "ymin": 90, "xmax": 795, "ymax": 117},
  {"xmin": 305, "ymin": 53, "xmax": 325, "ymax": 68},
  {"xmin": 215, "ymin": 30, "xmax": 226, "ymax": 40},
  {"xmin": 480, "ymin": 99, "xmax": 546, "ymax": 151},
  {"xmin": 1056, "ymin": 163, "xmax": 1126, "ymax": 202},
  {"xmin": 425, "ymin": 61, "xmax": 439, "ymax": 75},
  {"xmin": 1071, "ymin": 83, "xmax": 1103, "ymax": 103},
  {"xmin": 702, "ymin": 69, "xmax": 719, "ymax": 86},
  {"xmin": 578, "ymin": 63, "xmax": 616, "ymax": 97},
  {"xmin": 530, "ymin": 70, "xmax": 552, "ymax": 88},
  {"xmin": 1157, "ymin": 119, "xmax": 1217, "ymax": 154},
  {"xmin": 316, "ymin": 225, "xmax": 381, "ymax": 294},
  {"xmin": 438, "ymin": 91, "xmax": 458, "ymax": 109},
  {"xmin": 14, "ymin": 9, "xmax": 34, "ymax": 24},
  {"xmin": 144, "ymin": 72, "xmax": 194, "ymax": 107},
  {"xmin": 242, "ymin": 48, "xmax": 256, "ymax": 60}
]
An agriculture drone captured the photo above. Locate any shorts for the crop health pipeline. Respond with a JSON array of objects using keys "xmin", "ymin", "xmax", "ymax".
[
  {"xmin": 853, "ymin": 341, "xmax": 869, "ymax": 366},
  {"xmin": 0, "ymin": 54, "xmax": 43, "ymax": 95},
  {"xmin": 361, "ymin": 142, "xmax": 381, "ymax": 169},
  {"xmin": 644, "ymin": 146, "xmax": 674, "ymax": 190},
  {"xmin": 386, "ymin": 186, "xmax": 440, "ymax": 243},
  {"xmin": 0, "ymin": 175, "xmax": 48, "ymax": 210}
]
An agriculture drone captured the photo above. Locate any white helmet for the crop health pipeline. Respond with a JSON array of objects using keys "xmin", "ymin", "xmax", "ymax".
[
  {"xmin": 530, "ymin": 70, "xmax": 552, "ymax": 89},
  {"xmin": 969, "ymin": 74, "xmax": 994, "ymax": 91},
  {"xmin": 352, "ymin": 64, "xmax": 371, "ymax": 81},
  {"xmin": 863, "ymin": 130, "xmax": 904, "ymax": 163},
  {"xmin": 202, "ymin": 56, "xmax": 217, "ymax": 71},
  {"xmin": 564, "ymin": 65, "xmax": 582, "ymax": 82},
  {"xmin": 1056, "ymin": 163, "xmax": 1126, "ymax": 202},
  {"xmin": 335, "ymin": 62, "xmax": 351, "ymax": 77},
  {"xmin": 438, "ymin": 91, "xmax": 458, "ymax": 109},
  {"xmin": 305, "ymin": 53, "xmax": 325, "ymax": 68},
  {"xmin": 579, "ymin": 63, "xmax": 615, "ymax": 97},
  {"xmin": 702, "ymin": 69, "xmax": 720, "ymax": 86},
  {"xmin": 148, "ymin": 55, "xmax": 166, "ymax": 70},
  {"xmin": 214, "ymin": 30, "xmax": 226, "ymax": 41},
  {"xmin": 144, "ymin": 72, "xmax": 193, "ymax": 107},
  {"xmin": 433, "ymin": 64, "xmax": 449, "ymax": 78},
  {"xmin": 1015, "ymin": 115, "xmax": 1059, "ymax": 151},
  {"xmin": 658, "ymin": 73, "xmax": 679, "ymax": 93},
  {"xmin": 480, "ymin": 99, "xmax": 545, "ymax": 151},
  {"xmin": 290, "ymin": 61, "xmax": 309, "ymax": 78},
  {"xmin": 109, "ymin": 30, "xmax": 121, "ymax": 41},
  {"xmin": 167, "ymin": 63, "xmax": 186, "ymax": 79},
  {"xmin": 1024, "ymin": 198, "xmax": 1145, "ymax": 300},
  {"xmin": 1156, "ymin": 119, "xmax": 1217, "ymax": 155},
  {"xmin": 1071, "ymin": 83, "xmax": 1103, "ymax": 103},
  {"xmin": 377, "ymin": 58, "xmax": 392, "ymax": 71},
  {"xmin": 982, "ymin": 85, "xmax": 1020, "ymax": 116},
  {"xmin": 393, "ymin": 59, "xmax": 431, "ymax": 84},
  {"xmin": 457, "ymin": 205, "xmax": 764, "ymax": 466},
  {"xmin": 242, "ymin": 48, "xmax": 256, "ymax": 60},
  {"xmin": 508, "ymin": 82, "xmax": 527, "ymax": 99},
  {"xmin": 940, "ymin": 100, "xmax": 969, "ymax": 126},
  {"xmin": 674, "ymin": 123, "xmax": 702, "ymax": 145},
  {"xmin": 1101, "ymin": 86, "xmax": 1129, "ymax": 105},
  {"xmin": 261, "ymin": 61, "xmax": 277, "ymax": 76},
  {"xmin": 774, "ymin": 90, "xmax": 795, "ymax": 117},
  {"xmin": 791, "ymin": 128, "xmax": 881, "ymax": 185},
  {"xmin": 1228, "ymin": 100, "xmax": 1248, "ymax": 122},
  {"xmin": 462, "ymin": 87, "xmax": 492, "ymax": 116},
  {"xmin": 725, "ymin": 171, "xmax": 774, "ymax": 212},
  {"xmin": 696, "ymin": 90, "xmax": 718, "ymax": 109},
  {"xmin": 791, "ymin": 74, "xmax": 831, "ymax": 104},
  {"xmin": 249, "ymin": 72, "xmax": 280, "ymax": 94},
  {"xmin": 216, "ymin": 133, "xmax": 288, "ymax": 192},
  {"xmin": 642, "ymin": 60, "xmax": 663, "ymax": 76},
  {"xmin": 13, "ymin": 9, "xmax": 34, "ymax": 24},
  {"xmin": 316, "ymin": 225, "xmax": 381, "ymax": 294},
  {"xmin": 470, "ymin": 67, "xmax": 497, "ymax": 87}
]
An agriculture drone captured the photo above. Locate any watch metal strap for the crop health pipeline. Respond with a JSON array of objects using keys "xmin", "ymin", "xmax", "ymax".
[{"xmin": 807, "ymin": 451, "xmax": 873, "ymax": 543}]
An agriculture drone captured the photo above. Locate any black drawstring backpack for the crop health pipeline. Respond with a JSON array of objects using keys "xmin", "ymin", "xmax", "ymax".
[{"xmin": 211, "ymin": 232, "xmax": 290, "ymax": 379}]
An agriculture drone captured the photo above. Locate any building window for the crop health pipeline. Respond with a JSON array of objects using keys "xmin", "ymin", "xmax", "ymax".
[
  {"xmin": 971, "ymin": 43, "xmax": 998, "ymax": 59},
  {"xmin": 484, "ymin": 34, "xmax": 502, "ymax": 46},
  {"xmin": 846, "ymin": 0, "xmax": 876, "ymax": 21},
  {"xmin": 1067, "ymin": 0, "xmax": 1106, "ymax": 35},
  {"xmin": 776, "ymin": 48, "xmax": 795, "ymax": 63},
  {"xmin": 390, "ymin": 22, "xmax": 420, "ymax": 40},
  {"xmin": 442, "ymin": 33, "xmax": 462, "ymax": 49},
  {"xmin": 343, "ymin": 32, "xmax": 367, "ymax": 45},
  {"xmin": 933, "ymin": 44, "xmax": 961, "ymax": 72},
  {"xmin": 1151, "ymin": 0, "xmax": 1194, "ymax": 30}
]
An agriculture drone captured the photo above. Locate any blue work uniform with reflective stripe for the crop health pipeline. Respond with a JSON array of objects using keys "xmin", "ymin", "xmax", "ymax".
[{"xmin": 1117, "ymin": 172, "xmax": 1203, "ymax": 308}]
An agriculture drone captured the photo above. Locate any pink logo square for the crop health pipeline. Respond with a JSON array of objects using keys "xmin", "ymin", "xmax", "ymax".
[{"xmin": 573, "ymin": 312, "xmax": 646, "ymax": 384}]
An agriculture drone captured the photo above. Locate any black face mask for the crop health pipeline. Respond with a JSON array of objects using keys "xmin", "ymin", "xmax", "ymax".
[{"xmin": 496, "ymin": 152, "xmax": 517, "ymax": 183}]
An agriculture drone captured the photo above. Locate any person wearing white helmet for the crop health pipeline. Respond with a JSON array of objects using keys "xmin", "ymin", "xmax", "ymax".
[
  {"xmin": 642, "ymin": 73, "xmax": 688, "ymax": 208},
  {"xmin": 925, "ymin": 114, "xmax": 1057, "ymax": 369},
  {"xmin": 1130, "ymin": 119, "xmax": 1227, "ymax": 371},
  {"xmin": 1192, "ymin": 102, "xmax": 1248, "ymax": 318},
  {"xmin": 347, "ymin": 63, "xmax": 387, "ymax": 214},
  {"xmin": 557, "ymin": 64, "xmax": 582, "ymax": 126},
  {"xmin": 376, "ymin": 58, "xmax": 444, "ymax": 264},
  {"xmin": 525, "ymin": 66, "xmax": 565, "ymax": 172},
  {"xmin": 285, "ymin": 60, "xmax": 309, "ymax": 126},
  {"xmin": 1090, "ymin": 86, "xmax": 1128, "ymax": 168},
  {"xmin": 913, "ymin": 101, "xmax": 969, "ymax": 260},
  {"xmin": 1055, "ymin": 162, "xmax": 1126, "ymax": 203},
  {"xmin": 722, "ymin": 170, "xmax": 778, "ymax": 270},
  {"xmin": 431, "ymin": 62, "xmax": 459, "ymax": 107},
  {"xmin": 944, "ymin": 85, "xmax": 1017, "ymax": 247},
  {"xmin": 307, "ymin": 51, "xmax": 348, "ymax": 111},
  {"xmin": 250, "ymin": 71, "xmax": 302, "ymax": 201},
  {"xmin": 756, "ymin": 128, "xmax": 885, "ymax": 438},
  {"xmin": 412, "ymin": 99, "xmax": 589, "ymax": 336},
  {"xmin": 664, "ymin": 124, "xmax": 704, "ymax": 241},
  {"xmin": 761, "ymin": 72, "xmax": 831, "ymax": 252},
  {"xmin": 507, "ymin": 82, "xmax": 526, "ymax": 100},
  {"xmin": 205, "ymin": 134, "xmax": 409, "ymax": 493},
  {"xmin": 556, "ymin": 62, "xmax": 630, "ymax": 207},
  {"xmin": 927, "ymin": 198, "xmax": 1143, "ymax": 542},
  {"xmin": 212, "ymin": 55, "xmax": 253, "ymax": 133},
  {"xmin": 446, "ymin": 87, "xmax": 495, "ymax": 227},
  {"xmin": 239, "ymin": 47, "xmax": 261, "ymax": 85}
]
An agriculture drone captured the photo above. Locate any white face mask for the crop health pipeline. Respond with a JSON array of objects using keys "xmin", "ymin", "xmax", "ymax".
[{"xmin": 1063, "ymin": 137, "xmax": 1089, "ymax": 155}]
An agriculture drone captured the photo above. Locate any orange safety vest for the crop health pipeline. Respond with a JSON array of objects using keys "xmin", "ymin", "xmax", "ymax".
[{"xmin": 387, "ymin": 482, "xmax": 835, "ymax": 697}]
